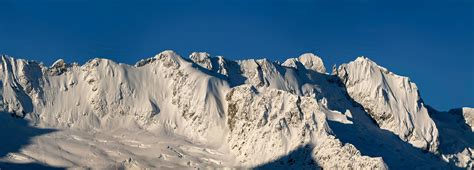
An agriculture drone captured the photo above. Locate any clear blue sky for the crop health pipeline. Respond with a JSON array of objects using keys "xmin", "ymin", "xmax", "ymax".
[{"xmin": 0, "ymin": 0, "xmax": 472, "ymax": 110}]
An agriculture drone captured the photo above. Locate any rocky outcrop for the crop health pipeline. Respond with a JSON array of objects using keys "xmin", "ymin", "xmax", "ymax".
[{"xmin": 225, "ymin": 85, "xmax": 386, "ymax": 168}]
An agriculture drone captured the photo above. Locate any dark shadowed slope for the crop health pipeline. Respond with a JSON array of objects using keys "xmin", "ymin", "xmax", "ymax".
[
  {"xmin": 0, "ymin": 112, "xmax": 63, "ymax": 170},
  {"xmin": 428, "ymin": 107, "xmax": 474, "ymax": 155},
  {"xmin": 254, "ymin": 144, "xmax": 320, "ymax": 170}
]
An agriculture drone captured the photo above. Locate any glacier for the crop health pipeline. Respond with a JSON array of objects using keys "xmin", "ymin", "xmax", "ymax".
[{"xmin": 0, "ymin": 51, "xmax": 472, "ymax": 169}]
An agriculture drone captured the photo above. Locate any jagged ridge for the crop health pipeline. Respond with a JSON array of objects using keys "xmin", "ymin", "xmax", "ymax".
[{"xmin": 0, "ymin": 51, "xmax": 472, "ymax": 169}]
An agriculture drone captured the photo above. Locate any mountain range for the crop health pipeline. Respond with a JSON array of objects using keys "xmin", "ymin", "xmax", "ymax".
[{"xmin": 0, "ymin": 50, "xmax": 472, "ymax": 169}]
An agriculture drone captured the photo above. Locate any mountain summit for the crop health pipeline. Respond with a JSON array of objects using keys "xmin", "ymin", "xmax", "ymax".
[{"xmin": 0, "ymin": 51, "xmax": 472, "ymax": 169}]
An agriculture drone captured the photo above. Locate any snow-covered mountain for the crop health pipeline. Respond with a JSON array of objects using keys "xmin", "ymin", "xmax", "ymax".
[{"xmin": 0, "ymin": 51, "xmax": 472, "ymax": 169}]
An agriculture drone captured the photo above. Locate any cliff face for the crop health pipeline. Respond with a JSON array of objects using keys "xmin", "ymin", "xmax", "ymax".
[{"xmin": 0, "ymin": 51, "xmax": 471, "ymax": 169}]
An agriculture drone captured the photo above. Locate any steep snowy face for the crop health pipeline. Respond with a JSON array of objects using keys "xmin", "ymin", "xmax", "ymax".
[
  {"xmin": 336, "ymin": 57, "xmax": 439, "ymax": 152},
  {"xmin": 0, "ymin": 56, "xmax": 44, "ymax": 118}
]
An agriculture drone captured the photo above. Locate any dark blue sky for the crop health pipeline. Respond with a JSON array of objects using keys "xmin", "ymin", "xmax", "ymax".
[{"xmin": 0, "ymin": 0, "xmax": 472, "ymax": 110}]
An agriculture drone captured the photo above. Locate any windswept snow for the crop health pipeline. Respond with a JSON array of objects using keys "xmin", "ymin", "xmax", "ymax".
[{"xmin": 0, "ymin": 51, "xmax": 472, "ymax": 169}]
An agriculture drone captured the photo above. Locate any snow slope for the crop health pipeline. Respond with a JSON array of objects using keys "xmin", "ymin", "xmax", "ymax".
[{"xmin": 0, "ymin": 51, "xmax": 472, "ymax": 169}]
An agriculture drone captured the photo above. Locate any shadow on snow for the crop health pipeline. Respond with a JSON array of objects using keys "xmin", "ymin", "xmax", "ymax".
[
  {"xmin": 254, "ymin": 144, "xmax": 320, "ymax": 170},
  {"xmin": 427, "ymin": 106, "xmax": 474, "ymax": 155},
  {"xmin": 0, "ymin": 112, "xmax": 64, "ymax": 170}
]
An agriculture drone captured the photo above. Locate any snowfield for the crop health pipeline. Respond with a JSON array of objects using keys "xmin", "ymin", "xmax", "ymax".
[{"xmin": 0, "ymin": 51, "xmax": 472, "ymax": 169}]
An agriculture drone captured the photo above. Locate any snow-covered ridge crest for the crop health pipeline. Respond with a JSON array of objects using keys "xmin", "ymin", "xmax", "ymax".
[
  {"xmin": 0, "ymin": 51, "xmax": 472, "ymax": 169},
  {"xmin": 1, "ymin": 51, "xmax": 228, "ymax": 143}
]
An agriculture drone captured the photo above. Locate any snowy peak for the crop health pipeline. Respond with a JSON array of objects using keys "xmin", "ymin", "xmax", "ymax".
[
  {"xmin": 155, "ymin": 50, "xmax": 182, "ymax": 61},
  {"xmin": 189, "ymin": 52, "xmax": 212, "ymax": 70},
  {"xmin": 49, "ymin": 59, "xmax": 69, "ymax": 76},
  {"xmin": 298, "ymin": 53, "xmax": 326, "ymax": 73},
  {"xmin": 51, "ymin": 59, "xmax": 66, "ymax": 68},
  {"xmin": 354, "ymin": 56, "xmax": 370, "ymax": 62},
  {"xmin": 282, "ymin": 53, "xmax": 326, "ymax": 73},
  {"xmin": 134, "ymin": 50, "xmax": 183, "ymax": 67},
  {"xmin": 337, "ymin": 56, "xmax": 439, "ymax": 152}
]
